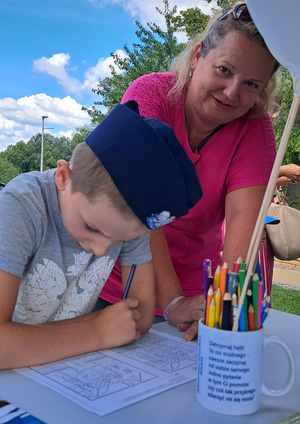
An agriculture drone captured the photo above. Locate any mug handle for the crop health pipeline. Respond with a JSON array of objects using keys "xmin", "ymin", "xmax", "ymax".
[{"xmin": 262, "ymin": 335, "xmax": 295, "ymax": 397}]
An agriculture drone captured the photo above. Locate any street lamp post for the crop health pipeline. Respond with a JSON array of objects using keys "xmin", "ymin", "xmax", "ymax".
[{"xmin": 40, "ymin": 116, "xmax": 49, "ymax": 172}]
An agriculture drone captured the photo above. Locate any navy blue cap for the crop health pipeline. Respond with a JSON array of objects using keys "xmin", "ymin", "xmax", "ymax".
[{"xmin": 85, "ymin": 100, "xmax": 203, "ymax": 229}]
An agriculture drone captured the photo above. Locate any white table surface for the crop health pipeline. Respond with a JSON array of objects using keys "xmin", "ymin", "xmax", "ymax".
[{"xmin": 0, "ymin": 309, "xmax": 299, "ymax": 424}]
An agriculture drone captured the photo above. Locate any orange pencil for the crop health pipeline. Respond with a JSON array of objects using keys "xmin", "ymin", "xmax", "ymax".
[
  {"xmin": 205, "ymin": 285, "xmax": 214, "ymax": 325},
  {"xmin": 219, "ymin": 262, "xmax": 228, "ymax": 312},
  {"xmin": 248, "ymin": 304, "xmax": 255, "ymax": 331}
]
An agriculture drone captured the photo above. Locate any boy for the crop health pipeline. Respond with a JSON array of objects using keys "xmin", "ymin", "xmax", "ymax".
[{"xmin": 0, "ymin": 100, "xmax": 202, "ymax": 369}]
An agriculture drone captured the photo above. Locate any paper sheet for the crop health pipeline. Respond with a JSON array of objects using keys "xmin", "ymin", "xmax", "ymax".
[{"xmin": 16, "ymin": 329, "xmax": 197, "ymax": 416}]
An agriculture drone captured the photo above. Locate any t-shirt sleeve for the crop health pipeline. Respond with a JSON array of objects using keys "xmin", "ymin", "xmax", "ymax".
[
  {"xmin": 226, "ymin": 114, "xmax": 276, "ymax": 193},
  {"xmin": 0, "ymin": 192, "xmax": 37, "ymax": 277},
  {"xmin": 121, "ymin": 73, "xmax": 172, "ymax": 121},
  {"xmin": 118, "ymin": 233, "xmax": 152, "ymax": 266}
]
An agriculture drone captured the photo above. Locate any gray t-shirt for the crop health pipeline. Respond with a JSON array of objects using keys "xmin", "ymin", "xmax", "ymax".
[{"xmin": 0, "ymin": 169, "xmax": 151, "ymax": 324}]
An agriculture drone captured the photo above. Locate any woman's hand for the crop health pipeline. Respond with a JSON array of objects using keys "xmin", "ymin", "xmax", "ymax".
[
  {"xmin": 278, "ymin": 164, "xmax": 300, "ymax": 185},
  {"xmin": 167, "ymin": 295, "xmax": 205, "ymax": 342}
]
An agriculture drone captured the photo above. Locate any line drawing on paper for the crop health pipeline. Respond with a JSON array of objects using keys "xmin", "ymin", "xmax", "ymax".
[
  {"xmin": 27, "ymin": 332, "xmax": 197, "ymax": 402},
  {"xmin": 113, "ymin": 332, "xmax": 197, "ymax": 373},
  {"xmin": 31, "ymin": 353, "xmax": 156, "ymax": 401}
]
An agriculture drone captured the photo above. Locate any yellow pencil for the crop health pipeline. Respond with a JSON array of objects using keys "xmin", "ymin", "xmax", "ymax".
[
  {"xmin": 205, "ymin": 285, "xmax": 214, "ymax": 325},
  {"xmin": 213, "ymin": 265, "xmax": 221, "ymax": 289},
  {"xmin": 208, "ymin": 297, "xmax": 216, "ymax": 328},
  {"xmin": 214, "ymin": 288, "xmax": 221, "ymax": 325}
]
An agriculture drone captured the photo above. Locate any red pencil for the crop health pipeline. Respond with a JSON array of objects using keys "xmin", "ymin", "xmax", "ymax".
[{"xmin": 248, "ymin": 304, "xmax": 255, "ymax": 331}]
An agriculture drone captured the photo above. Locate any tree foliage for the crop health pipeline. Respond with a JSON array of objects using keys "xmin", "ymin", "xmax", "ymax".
[
  {"xmin": 86, "ymin": 0, "xmax": 209, "ymax": 122},
  {"xmin": 171, "ymin": 7, "xmax": 209, "ymax": 40},
  {"xmin": 205, "ymin": 0, "xmax": 239, "ymax": 7},
  {"xmin": 0, "ymin": 133, "xmax": 74, "ymax": 177},
  {"xmin": 273, "ymin": 67, "xmax": 300, "ymax": 165}
]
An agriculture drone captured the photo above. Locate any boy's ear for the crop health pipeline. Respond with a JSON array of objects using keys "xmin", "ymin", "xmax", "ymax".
[
  {"xmin": 191, "ymin": 43, "xmax": 201, "ymax": 70},
  {"xmin": 55, "ymin": 160, "xmax": 72, "ymax": 191}
]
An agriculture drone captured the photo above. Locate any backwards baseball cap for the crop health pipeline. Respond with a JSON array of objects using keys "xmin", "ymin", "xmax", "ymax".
[{"xmin": 85, "ymin": 100, "xmax": 203, "ymax": 229}]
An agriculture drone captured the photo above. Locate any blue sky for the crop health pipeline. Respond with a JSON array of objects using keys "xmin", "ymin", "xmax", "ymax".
[{"xmin": 0, "ymin": 0, "xmax": 215, "ymax": 151}]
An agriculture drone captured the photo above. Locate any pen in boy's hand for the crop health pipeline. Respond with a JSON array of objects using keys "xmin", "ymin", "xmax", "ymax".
[{"xmin": 122, "ymin": 264, "xmax": 137, "ymax": 300}]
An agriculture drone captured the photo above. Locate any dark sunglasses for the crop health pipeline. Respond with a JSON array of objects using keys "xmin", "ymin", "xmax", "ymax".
[{"xmin": 208, "ymin": 3, "xmax": 252, "ymax": 34}]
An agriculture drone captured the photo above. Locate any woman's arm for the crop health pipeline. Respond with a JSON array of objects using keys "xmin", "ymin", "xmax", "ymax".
[
  {"xmin": 223, "ymin": 185, "xmax": 266, "ymax": 268},
  {"xmin": 150, "ymin": 229, "xmax": 204, "ymax": 341}
]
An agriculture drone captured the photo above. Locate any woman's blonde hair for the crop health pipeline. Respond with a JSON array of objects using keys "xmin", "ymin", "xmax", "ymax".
[
  {"xmin": 170, "ymin": 6, "xmax": 279, "ymax": 118},
  {"xmin": 69, "ymin": 142, "xmax": 134, "ymax": 217}
]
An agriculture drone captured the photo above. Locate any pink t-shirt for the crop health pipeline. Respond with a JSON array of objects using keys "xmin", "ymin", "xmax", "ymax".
[{"xmin": 101, "ymin": 72, "xmax": 276, "ymax": 308}]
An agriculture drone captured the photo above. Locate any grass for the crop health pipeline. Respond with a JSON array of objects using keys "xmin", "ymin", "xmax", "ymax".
[{"xmin": 271, "ymin": 285, "xmax": 300, "ymax": 316}]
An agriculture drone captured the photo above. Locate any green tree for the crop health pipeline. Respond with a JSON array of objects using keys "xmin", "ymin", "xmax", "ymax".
[
  {"xmin": 171, "ymin": 7, "xmax": 209, "ymax": 40},
  {"xmin": 205, "ymin": 0, "xmax": 239, "ymax": 7},
  {"xmin": 87, "ymin": 0, "xmax": 189, "ymax": 121},
  {"xmin": 71, "ymin": 125, "xmax": 95, "ymax": 149},
  {"xmin": 0, "ymin": 156, "xmax": 21, "ymax": 184},
  {"xmin": 273, "ymin": 67, "xmax": 300, "ymax": 165},
  {"xmin": 0, "ymin": 133, "xmax": 74, "ymax": 181}
]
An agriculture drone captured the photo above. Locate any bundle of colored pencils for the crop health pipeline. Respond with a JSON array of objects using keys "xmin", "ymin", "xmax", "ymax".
[{"xmin": 203, "ymin": 258, "xmax": 270, "ymax": 331}]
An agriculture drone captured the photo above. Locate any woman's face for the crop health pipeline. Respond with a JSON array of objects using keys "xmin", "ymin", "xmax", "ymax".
[{"xmin": 186, "ymin": 31, "xmax": 276, "ymax": 129}]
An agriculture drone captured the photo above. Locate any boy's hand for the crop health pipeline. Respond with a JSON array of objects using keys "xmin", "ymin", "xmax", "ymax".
[
  {"xmin": 167, "ymin": 295, "xmax": 204, "ymax": 342},
  {"xmin": 93, "ymin": 297, "xmax": 141, "ymax": 349}
]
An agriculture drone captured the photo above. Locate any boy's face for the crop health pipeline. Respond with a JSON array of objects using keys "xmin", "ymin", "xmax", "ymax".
[{"xmin": 55, "ymin": 161, "xmax": 149, "ymax": 256}]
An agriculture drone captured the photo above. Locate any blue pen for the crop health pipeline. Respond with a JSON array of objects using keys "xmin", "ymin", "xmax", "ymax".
[{"xmin": 122, "ymin": 264, "xmax": 137, "ymax": 299}]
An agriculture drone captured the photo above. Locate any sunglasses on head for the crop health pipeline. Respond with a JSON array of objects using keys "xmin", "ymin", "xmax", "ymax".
[{"xmin": 208, "ymin": 3, "xmax": 252, "ymax": 34}]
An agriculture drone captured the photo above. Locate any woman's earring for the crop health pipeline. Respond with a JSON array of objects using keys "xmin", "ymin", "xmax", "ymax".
[{"xmin": 189, "ymin": 69, "xmax": 193, "ymax": 77}]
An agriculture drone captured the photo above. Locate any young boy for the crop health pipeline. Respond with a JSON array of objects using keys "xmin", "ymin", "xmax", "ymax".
[{"xmin": 0, "ymin": 100, "xmax": 202, "ymax": 369}]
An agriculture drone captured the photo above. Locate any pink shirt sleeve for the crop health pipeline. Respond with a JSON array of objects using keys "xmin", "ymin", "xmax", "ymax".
[{"xmin": 225, "ymin": 114, "xmax": 276, "ymax": 193}]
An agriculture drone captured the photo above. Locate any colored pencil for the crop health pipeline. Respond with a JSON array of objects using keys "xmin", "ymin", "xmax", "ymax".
[
  {"xmin": 261, "ymin": 307, "xmax": 270, "ymax": 326},
  {"xmin": 203, "ymin": 259, "xmax": 211, "ymax": 301},
  {"xmin": 205, "ymin": 285, "xmax": 214, "ymax": 325},
  {"xmin": 258, "ymin": 281, "xmax": 263, "ymax": 329},
  {"xmin": 221, "ymin": 292, "xmax": 232, "ymax": 331},
  {"xmin": 248, "ymin": 304, "xmax": 256, "ymax": 331},
  {"xmin": 214, "ymin": 288, "xmax": 221, "ymax": 326},
  {"xmin": 219, "ymin": 262, "xmax": 228, "ymax": 312},
  {"xmin": 231, "ymin": 293, "xmax": 238, "ymax": 326},
  {"xmin": 232, "ymin": 256, "xmax": 243, "ymax": 273},
  {"xmin": 208, "ymin": 297, "xmax": 216, "ymax": 328},
  {"xmin": 227, "ymin": 271, "xmax": 238, "ymax": 296},
  {"xmin": 213, "ymin": 265, "xmax": 221, "ymax": 289},
  {"xmin": 252, "ymin": 273, "xmax": 259, "ymax": 330},
  {"xmin": 238, "ymin": 268, "xmax": 248, "ymax": 331}
]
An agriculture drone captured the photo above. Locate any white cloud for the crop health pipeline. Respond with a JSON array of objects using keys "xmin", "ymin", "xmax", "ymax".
[
  {"xmin": 82, "ymin": 49, "xmax": 128, "ymax": 92},
  {"xmin": 0, "ymin": 94, "xmax": 90, "ymax": 152},
  {"xmin": 87, "ymin": 0, "xmax": 217, "ymax": 43},
  {"xmin": 33, "ymin": 53, "xmax": 83, "ymax": 95},
  {"xmin": 88, "ymin": 0, "xmax": 216, "ymax": 26},
  {"xmin": 33, "ymin": 50, "xmax": 128, "ymax": 97}
]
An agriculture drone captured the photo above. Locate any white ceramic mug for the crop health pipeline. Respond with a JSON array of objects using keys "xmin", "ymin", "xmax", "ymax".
[{"xmin": 196, "ymin": 318, "xmax": 295, "ymax": 415}]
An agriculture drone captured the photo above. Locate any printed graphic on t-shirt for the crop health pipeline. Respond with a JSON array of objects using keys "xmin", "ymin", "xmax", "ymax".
[{"xmin": 14, "ymin": 252, "xmax": 114, "ymax": 324}]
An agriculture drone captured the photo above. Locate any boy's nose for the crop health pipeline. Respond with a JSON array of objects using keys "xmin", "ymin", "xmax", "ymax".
[{"xmin": 91, "ymin": 240, "xmax": 111, "ymax": 257}]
